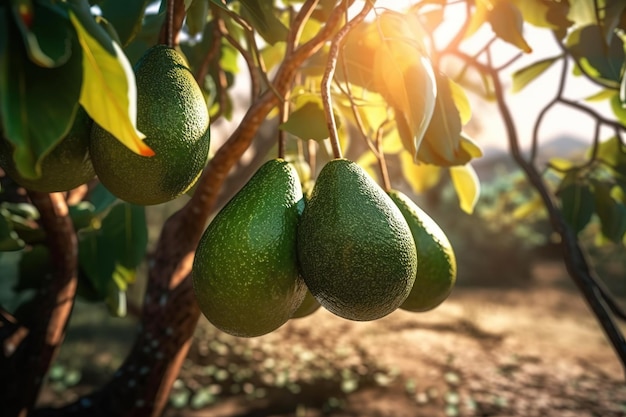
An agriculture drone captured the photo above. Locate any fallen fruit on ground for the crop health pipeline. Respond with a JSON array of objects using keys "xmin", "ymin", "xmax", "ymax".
[
  {"xmin": 389, "ymin": 190, "xmax": 457, "ymax": 312},
  {"xmin": 0, "ymin": 108, "xmax": 95, "ymax": 192},
  {"xmin": 192, "ymin": 159, "xmax": 306, "ymax": 337},
  {"xmin": 297, "ymin": 158, "xmax": 417, "ymax": 321},
  {"xmin": 90, "ymin": 45, "xmax": 210, "ymax": 205}
]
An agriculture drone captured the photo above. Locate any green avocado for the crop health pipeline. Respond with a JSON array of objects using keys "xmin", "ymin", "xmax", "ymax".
[
  {"xmin": 90, "ymin": 45, "xmax": 210, "ymax": 205},
  {"xmin": 389, "ymin": 190, "xmax": 457, "ymax": 312},
  {"xmin": 192, "ymin": 159, "xmax": 306, "ymax": 337},
  {"xmin": 296, "ymin": 159, "xmax": 417, "ymax": 321}
]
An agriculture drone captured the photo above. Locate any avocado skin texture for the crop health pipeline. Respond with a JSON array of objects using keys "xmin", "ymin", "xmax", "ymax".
[
  {"xmin": 389, "ymin": 190, "xmax": 457, "ymax": 312},
  {"xmin": 0, "ymin": 107, "xmax": 95, "ymax": 192},
  {"xmin": 90, "ymin": 45, "xmax": 210, "ymax": 205},
  {"xmin": 192, "ymin": 159, "xmax": 306, "ymax": 337},
  {"xmin": 297, "ymin": 159, "xmax": 417, "ymax": 321}
]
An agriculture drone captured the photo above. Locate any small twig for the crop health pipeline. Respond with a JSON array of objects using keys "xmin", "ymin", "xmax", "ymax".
[
  {"xmin": 286, "ymin": 0, "xmax": 320, "ymax": 54},
  {"xmin": 216, "ymin": 15, "xmax": 260, "ymax": 99},
  {"xmin": 375, "ymin": 127, "xmax": 391, "ymax": 192},
  {"xmin": 531, "ymin": 55, "xmax": 568, "ymax": 164},
  {"xmin": 322, "ymin": 0, "xmax": 374, "ymax": 159},
  {"xmin": 159, "ymin": 0, "xmax": 185, "ymax": 46},
  {"xmin": 194, "ymin": 14, "xmax": 223, "ymax": 85},
  {"xmin": 1, "ymin": 192, "xmax": 78, "ymax": 415},
  {"xmin": 278, "ymin": 90, "xmax": 291, "ymax": 159}
]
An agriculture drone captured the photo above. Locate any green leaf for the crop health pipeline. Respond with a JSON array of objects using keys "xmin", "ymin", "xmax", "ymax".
[
  {"xmin": 567, "ymin": 0, "xmax": 597, "ymax": 28},
  {"xmin": 566, "ymin": 24, "xmax": 625, "ymax": 85},
  {"xmin": 417, "ymin": 73, "xmax": 482, "ymax": 166},
  {"xmin": 239, "ymin": 0, "xmax": 288, "ymax": 45},
  {"xmin": 558, "ymin": 178, "xmax": 595, "ymax": 234},
  {"xmin": 592, "ymin": 180, "xmax": 626, "ymax": 243},
  {"xmin": 594, "ymin": 135, "xmax": 626, "ymax": 174},
  {"xmin": 450, "ymin": 164, "xmax": 480, "ymax": 214},
  {"xmin": 14, "ymin": 245, "xmax": 49, "ymax": 291},
  {"xmin": 487, "ymin": 0, "xmax": 532, "ymax": 53},
  {"xmin": 123, "ymin": 11, "xmax": 165, "ymax": 64},
  {"xmin": 0, "ymin": 11, "xmax": 83, "ymax": 180},
  {"xmin": 88, "ymin": 182, "xmax": 120, "ymax": 216},
  {"xmin": 68, "ymin": 201, "xmax": 97, "ymax": 230},
  {"xmin": 399, "ymin": 152, "xmax": 442, "ymax": 194},
  {"xmin": 280, "ymin": 100, "xmax": 334, "ymax": 141},
  {"xmin": 0, "ymin": 209, "xmax": 25, "ymax": 251},
  {"xmin": 11, "ymin": 1, "xmax": 73, "ymax": 67},
  {"xmin": 78, "ymin": 203, "xmax": 147, "ymax": 299},
  {"xmin": 610, "ymin": 93, "xmax": 626, "ymax": 125},
  {"xmin": 67, "ymin": 1, "xmax": 153, "ymax": 157},
  {"xmin": 99, "ymin": 0, "xmax": 151, "ymax": 46},
  {"xmin": 186, "ymin": 0, "xmax": 210, "ymax": 37},
  {"xmin": 511, "ymin": 0, "xmax": 572, "ymax": 37},
  {"xmin": 511, "ymin": 56, "xmax": 561, "ymax": 92}
]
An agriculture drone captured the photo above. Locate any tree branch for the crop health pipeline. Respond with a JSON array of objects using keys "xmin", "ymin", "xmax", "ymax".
[
  {"xmin": 484, "ymin": 49, "xmax": 626, "ymax": 378},
  {"xmin": 1, "ymin": 192, "xmax": 78, "ymax": 416},
  {"xmin": 32, "ymin": 4, "xmax": 351, "ymax": 416}
]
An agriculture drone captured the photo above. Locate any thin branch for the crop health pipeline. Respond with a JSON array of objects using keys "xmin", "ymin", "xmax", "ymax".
[
  {"xmin": 286, "ymin": 0, "xmax": 320, "ymax": 54},
  {"xmin": 375, "ymin": 127, "xmax": 391, "ymax": 192},
  {"xmin": 531, "ymin": 55, "xmax": 568, "ymax": 163},
  {"xmin": 216, "ymin": 14, "xmax": 260, "ymax": 99},
  {"xmin": 1, "ymin": 192, "xmax": 78, "ymax": 416},
  {"xmin": 194, "ymin": 14, "xmax": 223, "ymax": 85},
  {"xmin": 484, "ymin": 46, "xmax": 626, "ymax": 378},
  {"xmin": 158, "ymin": 0, "xmax": 186, "ymax": 46},
  {"xmin": 322, "ymin": 0, "xmax": 374, "ymax": 159}
]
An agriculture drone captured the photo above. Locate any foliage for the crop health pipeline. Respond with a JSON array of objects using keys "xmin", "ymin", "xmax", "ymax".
[{"xmin": 1, "ymin": 0, "xmax": 626, "ymax": 415}]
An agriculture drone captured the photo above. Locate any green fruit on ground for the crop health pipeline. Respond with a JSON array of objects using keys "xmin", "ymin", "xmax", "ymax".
[
  {"xmin": 192, "ymin": 159, "xmax": 306, "ymax": 337},
  {"xmin": 297, "ymin": 158, "xmax": 417, "ymax": 321},
  {"xmin": 388, "ymin": 190, "xmax": 457, "ymax": 312},
  {"xmin": 90, "ymin": 45, "xmax": 210, "ymax": 205},
  {"xmin": 291, "ymin": 289, "xmax": 321, "ymax": 319},
  {"xmin": 0, "ymin": 108, "xmax": 95, "ymax": 192}
]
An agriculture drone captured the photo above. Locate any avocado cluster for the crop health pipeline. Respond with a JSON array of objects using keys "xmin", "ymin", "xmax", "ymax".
[
  {"xmin": 1, "ymin": 45, "xmax": 209, "ymax": 206},
  {"xmin": 192, "ymin": 157, "xmax": 456, "ymax": 337}
]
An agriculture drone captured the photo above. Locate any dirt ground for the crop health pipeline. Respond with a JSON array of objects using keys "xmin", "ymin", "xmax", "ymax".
[{"xmin": 39, "ymin": 261, "xmax": 626, "ymax": 416}]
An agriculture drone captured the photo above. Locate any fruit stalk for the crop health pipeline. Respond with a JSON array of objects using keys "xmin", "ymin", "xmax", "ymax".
[
  {"xmin": 376, "ymin": 128, "xmax": 392, "ymax": 192},
  {"xmin": 321, "ymin": 0, "xmax": 374, "ymax": 159}
]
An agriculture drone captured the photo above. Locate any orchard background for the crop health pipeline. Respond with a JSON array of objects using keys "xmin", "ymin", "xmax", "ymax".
[{"xmin": 1, "ymin": 0, "xmax": 626, "ymax": 416}]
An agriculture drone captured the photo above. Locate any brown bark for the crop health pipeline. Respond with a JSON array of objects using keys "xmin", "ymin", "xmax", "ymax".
[{"xmin": 0, "ymin": 192, "xmax": 78, "ymax": 416}]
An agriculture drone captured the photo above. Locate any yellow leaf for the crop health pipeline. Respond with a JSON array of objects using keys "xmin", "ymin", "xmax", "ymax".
[
  {"xmin": 400, "ymin": 152, "xmax": 442, "ymax": 194},
  {"xmin": 512, "ymin": 194, "xmax": 544, "ymax": 219},
  {"xmin": 69, "ymin": 11, "xmax": 153, "ymax": 156},
  {"xmin": 450, "ymin": 164, "xmax": 480, "ymax": 214},
  {"xmin": 487, "ymin": 0, "xmax": 532, "ymax": 53},
  {"xmin": 371, "ymin": 12, "xmax": 437, "ymax": 159},
  {"xmin": 465, "ymin": 0, "xmax": 489, "ymax": 39},
  {"xmin": 356, "ymin": 150, "xmax": 380, "ymax": 183},
  {"xmin": 449, "ymin": 79, "xmax": 472, "ymax": 125},
  {"xmin": 382, "ymin": 129, "xmax": 404, "ymax": 154}
]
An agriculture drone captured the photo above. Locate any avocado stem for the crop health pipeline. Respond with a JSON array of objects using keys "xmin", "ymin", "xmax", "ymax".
[
  {"xmin": 321, "ymin": 0, "xmax": 374, "ymax": 159},
  {"xmin": 165, "ymin": 0, "xmax": 175, "ymax": 47},
  {"xmin": 376, "ymin": 128, "xmax": 391, "ymax": 192}
]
